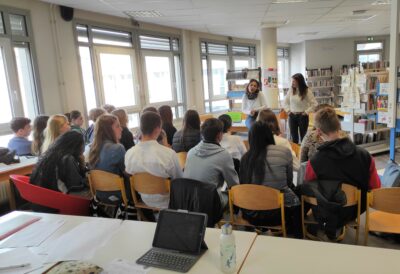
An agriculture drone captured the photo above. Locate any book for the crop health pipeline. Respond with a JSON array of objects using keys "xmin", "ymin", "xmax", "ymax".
[{"xmin": 0, "ymin": 214, "xmax": 41, "ymax": 241}]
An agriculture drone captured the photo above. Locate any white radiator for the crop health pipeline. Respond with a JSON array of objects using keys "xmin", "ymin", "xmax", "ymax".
[{"xmin": 0, "ymin": 183, "xmax": 8, "ymax": 204}]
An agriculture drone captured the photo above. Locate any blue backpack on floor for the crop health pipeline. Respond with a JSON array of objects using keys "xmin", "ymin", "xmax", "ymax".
[{"xmin": 381, "ymin": 161, "xmax": 400, "ymax": 188}]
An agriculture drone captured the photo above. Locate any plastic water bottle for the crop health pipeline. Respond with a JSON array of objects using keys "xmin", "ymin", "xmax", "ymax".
[{"xmin": 220, "ymin": 223, "xmax": 236, "ymax": 273}]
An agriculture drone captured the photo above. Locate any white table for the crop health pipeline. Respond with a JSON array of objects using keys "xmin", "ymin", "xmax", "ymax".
[
  {"xmin": 239, "ymin": 235, "xmax": 400, "ymax": 274},
  {"xmin": 0, "ymin": 157, "xmax": 37, "ymax": 209},
  {"xmin": 0, "ymin": 211, "xmax": 257, "ymax": 273}
]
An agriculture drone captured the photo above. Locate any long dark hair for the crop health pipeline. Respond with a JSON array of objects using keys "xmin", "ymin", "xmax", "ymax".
[
  {"xmin": 30, "ymin": 131, "xmax": 85, "ymax": 190},
  {"xmin": 181, "ymin": 109, "xmax": 200, "ymax": 140},
  {"xmin": 240, "ymin": 121, "xmax": 275, "ymax": 184},
  {"xmin": 31, "ymin": 115, "xmax": 49, "ymax": 156},
  {"xmin": 158, "ymin": 105, "xmax": 174, "ymax": 128},
  {"xmin": 257, "ymin": 109, "xmax": 280, "ymax": 135},
  {"xmin": 292, "ymin": 73, "xmax": 308, "ymax": 100}
]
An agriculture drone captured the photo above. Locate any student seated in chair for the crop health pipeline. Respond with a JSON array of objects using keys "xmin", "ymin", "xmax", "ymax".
[
  {"xmin": 125, "ymin": 111, "xmax": 182, "ymax": 209},
  {"xmin": 240, "ymin": 121, "xmax": 301, "ymax": 237},
  {"xmin": 184, "ymin": 118, "xmax": 239, "ymax": 208},
  {"xmin": 30, "ymin": 130, "xmax": 88, "ymax": 194},
  {"xmin": 8, "ymin": 117, "xmax": 32, "ymax": 156},
  {"xmin": 302, "ymin": 107, "xmax": 381, "ymax": 239}
]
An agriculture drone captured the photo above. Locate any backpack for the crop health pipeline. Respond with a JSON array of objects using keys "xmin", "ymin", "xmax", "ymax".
[
  {"xmin": 381, "ymin": 160, "xmax": 400, "ymax": 188},
  {"xmin": 0, "ymin": 147, "xmax": 19, "ymax": 165}
]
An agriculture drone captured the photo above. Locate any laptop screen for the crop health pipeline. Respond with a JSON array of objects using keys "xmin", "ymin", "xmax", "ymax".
[{"xmin": 153, "ymin": 210, "xmax": 207, "ymax": 254}]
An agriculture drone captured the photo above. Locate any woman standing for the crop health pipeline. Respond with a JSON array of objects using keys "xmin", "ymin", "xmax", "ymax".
[
  {"xmin": 241, "ymin": 79, "xmax": 267, "ymax": 129},
  {"xmin": 284, "ymin": 73, "xmax": 317, "ymax": 144}
]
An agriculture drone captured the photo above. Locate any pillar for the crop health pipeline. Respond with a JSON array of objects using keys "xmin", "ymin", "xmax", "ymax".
[{"xmin": 260, "ymin": 27, "xmax": 279, "ymax": 109}]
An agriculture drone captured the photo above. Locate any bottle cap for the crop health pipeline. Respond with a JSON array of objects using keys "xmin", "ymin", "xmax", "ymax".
[{"xmin": 222, "ymin": 223, "xmax": 232, "ymax": 235}]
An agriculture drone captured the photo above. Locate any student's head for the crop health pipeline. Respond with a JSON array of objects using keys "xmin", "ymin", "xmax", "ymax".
[
  {"xmin": 102, "ymin": 104, "xmax": 116, "ymax": 113},
  {"xmin": 142, "ymin": 106, "xmax": 158, "ymax": 115},
  {"xmin": 158, "ymin": 105, "xmax": 173, "ymax": 126},
  {"xmin": 182, "ymin": 109, "xmax": 200, "ymax": 131},
  {"xmin": 88, "ymin": 108, "xmax": 106, "ymax": 122},
  {"xmin": 64, "ymin": 112, "xmax": 71, "ymax": 123},
  {"xmin": 140, "ymin": 111, "xmax": 162, "ymax": 139},
  {"xmin": 89, "ymin": 114, "xmax": 121, "ymax": 168},
  {"xmin": 240, "ymin": 121, "xmax": 275, "ymax": 184},
  {"xmin": 201, "ymin": 118, "xmax": 223, "ymax": 143},
  {"xmin": 10, "ymin": 117, "xmax": 31, "ymax": 137},
  {"xmin": 257, "ymin": 109, "xmax": 280, "ymax": 135},
  {"xmin": 70, "ymin": 110, "xmax": 84, "ymax": 127},
  {"xmin": 42, "ymin": 114, "xmax": 70, "ymax": 153},
  {"xmin": 31, "ymin": 115, "xmax": 49, "ymax": 155},
  {"xmin": 218, "ymin": 114, "xmax": 232, "ymax": 133},
  {"xmin": 314, "ymin": 107, "xmax": 341, "ymax": 141},
  {"xmin": 291, "ymin": 73, "xmax": 308, "ymax": 99},
  {"xmin": 112, "ymin": 109, "xmax": 128, "ymax": 128},
  {"xmin": 246, "ymin": 79, "xmax": 260, "ymax": 94}
]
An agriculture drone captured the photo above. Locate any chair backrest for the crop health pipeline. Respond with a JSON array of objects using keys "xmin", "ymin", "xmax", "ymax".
[
  {"xmin": 88, "ymin": 170, "xmax": 128, "ymax": 206},
  {"xmin": 130, "ymin": 173, "xmax": 170, "ymax": 194},
  {"xmin": 10, "ymin": 175, "xmax": 90, "ymax": 216},
  {"xmin": 199, "ymin": 114, "xmax": 214, "ymax": 122},
  {"xmin": 369, "ymin": 188, "xmax": 400, "ymax": 214},
  {"xmin": 229, "ymin": 184, "xmax": 282, "ymax": 211},
  {"xmin": 278, "ymin": 110, "xmax": 288, "ymax": 120},
  {"xmin": 302, "ymin": 183, "xmax": 360, "ymax": 207},
  {"xmin": 290, "ymin": 142, "xmax": 300, "ymax": 158},
  {"xmin": 177, "ymin": 152, "xmax": 187, "ymax": 170}
]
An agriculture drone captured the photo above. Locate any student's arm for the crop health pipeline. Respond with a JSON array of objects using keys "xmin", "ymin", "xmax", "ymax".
[
  {"xmin": 368, "ymin": 157, "xmax": 381, "ymax": 189},
  {"xmin": 285, "ymin": 149, "xmax": 294, "ymax": 189},
  {"xmin": 222, "ymin": 152, "xmax": 239, "ymax": 188},
  {"xmin": 238, "ymin": 138, "xmax": 247, "ymax": 158},
  {"xmin": 241, "ymin": 94, "xmax": 251, "ymax": 115},
  {"xmin": 253, "ymin": 93, "xmax": 267, "ymax": 111},
  {"xmin": 305, "ymin": 89, "xmax": 318, "ymax": 114},
  {"xmin": 60, "ymin": 155, "xmax": 87, "ymax": 192},
  {"xmin": 300, "ymin": 134, "xmax": 311, "ymax": 163},
  {"xmin": 111, "ymin": 144, "xmax": 126, "ymax": 176},
  {"xmin": 304, "ymin": 160, "xmax": 317, "ymax": 182}
]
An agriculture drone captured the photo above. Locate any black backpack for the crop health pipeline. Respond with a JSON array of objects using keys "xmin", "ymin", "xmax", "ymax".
[{"xmin": 0, "ymin": 147, "xmax": 19, "ymax": 165}]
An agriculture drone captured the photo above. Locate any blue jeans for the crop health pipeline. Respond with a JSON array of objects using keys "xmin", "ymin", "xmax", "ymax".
[{"xmin": 245, "ymin": 116, "xmax": 256, "ymax": 129}]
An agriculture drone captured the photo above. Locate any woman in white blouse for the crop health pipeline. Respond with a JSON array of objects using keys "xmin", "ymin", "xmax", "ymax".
[
  {"xmin": 241, "ymin": 79, "xmax": 267, "ymax": 129},
  {"xmin": 283, "ymin": 73, "xmax": 317, "ymax": 144}
]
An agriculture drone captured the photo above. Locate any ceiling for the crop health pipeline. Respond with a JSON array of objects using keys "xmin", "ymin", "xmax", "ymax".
[{"xmin": 40, "ymin": 0, "xmax": 392, "ymax": 43}]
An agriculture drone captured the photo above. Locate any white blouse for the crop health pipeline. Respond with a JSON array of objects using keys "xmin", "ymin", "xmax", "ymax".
[
  {"xmin": 283, "ymin": 88, "xmax": 318, "ymax": 114},
  {"xmin": 241, "ymin": 92, "xmax": 267, "ymax": 115}
]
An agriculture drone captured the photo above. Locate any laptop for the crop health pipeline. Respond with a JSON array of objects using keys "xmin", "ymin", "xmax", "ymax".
[{"xmin": 136, "ymin": 209, "xmax": 208, "ymax": 273}]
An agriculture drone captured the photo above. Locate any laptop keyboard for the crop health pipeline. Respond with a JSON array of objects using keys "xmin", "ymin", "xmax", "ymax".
[{"xmin": 137, "ymin": 249, "xmax": 197, "ymax": 273}]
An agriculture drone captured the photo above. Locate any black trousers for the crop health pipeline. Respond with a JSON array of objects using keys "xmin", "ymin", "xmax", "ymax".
[{"xmin": 289, "ymin": 113, "xmax": 309, "ymax": 144}]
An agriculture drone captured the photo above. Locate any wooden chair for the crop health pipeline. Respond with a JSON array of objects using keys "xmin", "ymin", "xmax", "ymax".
[
  {"xmin": 130, "ymin": 173, "xmax": 170, "ymax": 221},
  {"xmin": 364, "ymin": 188, "xmax": 400, "ymax": 245},
  {"xmin": 241, "ymin": 112, "xmax": 247, "ymax": 121},
  {"xmin": 199, "ymin": 114, "xmax": 214, "ymax": 122},
  {"xmin": 301, "ymin": 183, "xmax": 361, "ymax": 243},
  {"xmin": 177, "ymin": 152, "xmax": 187, "ymax": 170},
  {"xmin": 10, "ymin": 175, "xmax": 90, "ymax": 216},
  {"xmin": 243, "ymin": 140, "xmax": 249, "ymax": 150},
  {"xmin": 88, "ymin": 170, "xmax": 129, "ymax": 207},
  {"xmin": 229, "ymin": 184, "xmax": 286, "ymax": 237},
  {"xmin": 290, "ymin": 142, "xmax": 301, "ymax": 158}
]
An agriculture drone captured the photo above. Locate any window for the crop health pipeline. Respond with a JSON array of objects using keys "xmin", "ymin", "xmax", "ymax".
[
  {"xmin": 356, "ymin": 41, "xmax": 384, "ymax": 65},
  {"xmin": 76, "ymin": 24, "xmax": 186, "ymax": 126},
  {"xmin": 0, "ymin": 8, "xmax": 40, "ymax": 135},
  {"xmin": 277, "ymin": 47, "xmax": 290, "ymax": 89},
  {"xmin": 201, "ymin": 41, "xmax": 256, "ymax": 113}
]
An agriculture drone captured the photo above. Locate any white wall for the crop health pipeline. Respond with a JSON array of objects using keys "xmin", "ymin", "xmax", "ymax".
[{"xmin": 290, "ymin": 41, "xmax": 306, "ymax": 76}]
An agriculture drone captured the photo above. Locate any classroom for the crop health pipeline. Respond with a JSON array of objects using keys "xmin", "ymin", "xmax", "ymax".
[{"xmin": 0, "ymin": 0, "xmax": 400, "ymax": 273}]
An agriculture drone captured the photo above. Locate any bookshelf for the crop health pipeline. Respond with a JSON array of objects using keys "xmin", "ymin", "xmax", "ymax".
[
  {"xmin": 305, "ymin": 66, "xmax": 335, "ymax": 106},
  {"xmin": 226, "ymin": 67, "xmax": 261, "ymax": 111}
]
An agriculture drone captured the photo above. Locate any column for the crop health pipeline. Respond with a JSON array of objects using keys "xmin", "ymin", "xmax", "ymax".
[{"xmin": 260, "ymin": 27, "xmax": 279, "ymax": 109}]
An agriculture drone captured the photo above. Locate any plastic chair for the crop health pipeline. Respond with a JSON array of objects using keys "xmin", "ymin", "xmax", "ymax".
[
  {"xmin": 10, "ymin": 175, "xmax": 90, "ymax": 216},
  {"xmin": 130, "ymin": 173, "xmax": 170, "ymax": 221},
  {"xmin": 364, "ymin": 188, "xmax": 400, "ymax": 245},
  {"xmin": 229, "ymin": 184, "xmax": 286, "ymax": 236},
  {"xmin": 176, "ymin": 152, "xmax": 187, "ymax": 170},
  {"xmin": 301, "ymin": 183, "xmax": 361, "ymax": 243},
  {"xmin": 88, "ymin": 170, "xmax": 129, "ymax": 207}
]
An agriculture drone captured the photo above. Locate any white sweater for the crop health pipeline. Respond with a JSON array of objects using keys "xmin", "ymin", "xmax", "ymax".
[
  {"xmin": 273, "ymin": 135, "xmax": 300, "ymax": 171},
  {"xmin": 283, "ymin": 89, "xmax": 318, "ymax": 114},
  {"xmin": 241, "ymin": 92, "xmax": 267, "ymax": 115}
]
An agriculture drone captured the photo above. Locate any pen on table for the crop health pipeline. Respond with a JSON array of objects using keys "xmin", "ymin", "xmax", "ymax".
[{"xmin": 0, "ymin": 263, "xmax": 31, "ymax": 271}]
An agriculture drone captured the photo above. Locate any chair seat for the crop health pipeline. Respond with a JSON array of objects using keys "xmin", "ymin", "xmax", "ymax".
[
  {"xmin": 369, "ymin": 211, "xmax": 400, "ymax": 234},
  {"xmin": 134, "ymin": 201, "xmax": 163, "ymax": 212},
  {"xmin": 233, "ymin": 215, "xmax": 283, "ymax": 231}
]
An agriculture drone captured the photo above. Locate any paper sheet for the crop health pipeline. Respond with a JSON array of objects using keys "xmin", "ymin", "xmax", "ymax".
[
  {"xmin": 42, "ymin": 219, "xmax": 122, "ymax": 263},
  {"xmin": 102, "ymin": 259, "xmax": 149, "ymax": 274},
  {"xmin": 0, "ymin": 248, "xmax": 44, "ymax": 274},
  {"xmin": 0, "ymin": 219, "xmax": 65, "ymax": 248}
]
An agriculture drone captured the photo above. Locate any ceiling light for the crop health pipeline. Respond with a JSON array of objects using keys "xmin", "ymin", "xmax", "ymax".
[
  {"xmin": 124, "ymin": 10, "xmax": 163, "ymax": 18},
  {"xmin": 272, "ymin": 0, "xmax": 309, "ymax": 3},
  {"xmin": 371, "ymin": 0, "xmax": 390, "ymax": 5},
  {"xmin": 298, "ymin": 32, "xmax": 318, "ymax": 35}
]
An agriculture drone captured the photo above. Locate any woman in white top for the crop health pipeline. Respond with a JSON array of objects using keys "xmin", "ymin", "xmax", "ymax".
[
  {"xmin": 257, "ymin": 109, "xmax": 300, "ymax": 171},
  {"xmin": 284, "ymin": 73, "xmax": 317, "ymax": 144},
  {"xmin": 241, "ymin": 79, "xmax": 267, "ymax": 129},
  {"xmin": 218, "ymin": 114, "xmax": 247, "ymax": 160}
]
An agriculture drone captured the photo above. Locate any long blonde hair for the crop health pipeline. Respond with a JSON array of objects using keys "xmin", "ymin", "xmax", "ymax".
[
  {"xmin": 41, "ymin": 114, "xmax": 69, "ymax": 154},
  {"xmin": 88, "ymin": 114, "xmax": 119, "ymax": 168}
]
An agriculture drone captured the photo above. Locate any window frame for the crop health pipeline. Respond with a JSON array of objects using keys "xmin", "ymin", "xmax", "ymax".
[{"xmin": 355, "ymin": 40, "xmax": 385, "ymax": 64}]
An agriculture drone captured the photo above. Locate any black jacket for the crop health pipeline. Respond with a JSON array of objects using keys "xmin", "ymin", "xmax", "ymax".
[
  {"xmin": 163, "ymin": 123, "xmax": 177, "ymax": 146},
  {"xmin": 172, "ymin": 129, "xmax": 201, "ymax": 152},
  {"xmin": 169, "ymin": 178, "xmax": 223, "ymax": 227},
  {"xmin": 120, "ymin": 127, "xmax": 135, "ymax": 151}
]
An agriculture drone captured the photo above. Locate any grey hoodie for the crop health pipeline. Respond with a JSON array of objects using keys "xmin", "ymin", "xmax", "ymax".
[{"xmin": 184, "ymin": 141, "xmax": 239, "ymax": 191}]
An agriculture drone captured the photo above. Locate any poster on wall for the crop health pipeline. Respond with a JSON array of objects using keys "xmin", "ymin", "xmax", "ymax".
[{"xmin": 262, "ymin": 68, "xmax": 278, "ymax": 89}]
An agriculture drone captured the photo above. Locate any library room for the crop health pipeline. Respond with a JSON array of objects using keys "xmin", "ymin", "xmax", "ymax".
[{"xmin": 0, "ymin": 0, "xmax": 400, "ymax": 273}]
